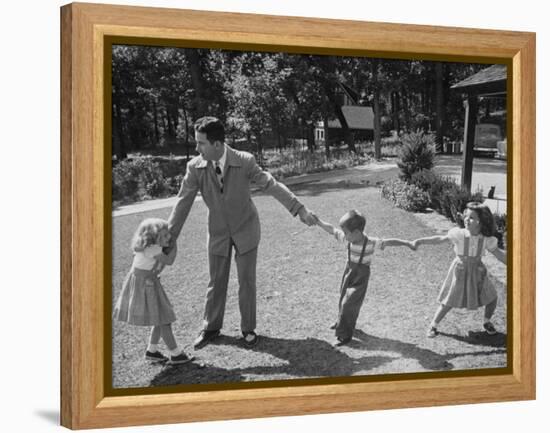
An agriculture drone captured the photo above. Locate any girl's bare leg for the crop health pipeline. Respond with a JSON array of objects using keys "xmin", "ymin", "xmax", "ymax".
[
  {"xmin": 431, "ymin": 304, "xmax": 452, "ymax": 327},
  {"xmin": 484, "ymin": 299, "xmax": 497, "ymax": 320},
  {"xmin": 149, "ymin": 326, "xmax": 161, "ymax": 345},
  {"xmin": 160, "ymin": 324, "xmax": 177, "ymax": 350}
]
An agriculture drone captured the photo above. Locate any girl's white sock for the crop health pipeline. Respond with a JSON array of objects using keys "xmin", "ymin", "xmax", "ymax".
[
  {"xmin": 169, "ymin": 346, "xmax": 182, "ymax": 357},
  {"xmin": 430, "ymin": 320, "xmax": 439, "ymax": 328},
  {"xmin": 147, "ymin": 343, "xmax": 158, "ymax": 353},
  {"xmin": 483, "ymin": 317, "xmax": 491, "ymax": 324}
]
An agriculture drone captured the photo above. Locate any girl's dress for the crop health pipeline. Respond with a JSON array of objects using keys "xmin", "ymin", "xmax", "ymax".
[
  {"xmin": 114, "ymin": 245, "xmax": 176, "ymax": 326},
  {"xmin": 438, "ymin": 227, "xmax": 498, "ymax": 309}
]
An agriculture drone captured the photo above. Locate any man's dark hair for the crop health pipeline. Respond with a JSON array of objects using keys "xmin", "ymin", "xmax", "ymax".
[{"xmin": 194, "ymin": 116, "xmax": 225, "ymax": 143}]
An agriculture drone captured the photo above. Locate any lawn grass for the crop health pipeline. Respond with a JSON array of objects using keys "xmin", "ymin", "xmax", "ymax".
[{"xmin": 112, "ymin": 185, "xmax": 507, "ymax": 389}]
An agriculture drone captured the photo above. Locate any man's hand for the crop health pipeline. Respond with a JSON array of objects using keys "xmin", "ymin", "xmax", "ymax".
[{"xmin": 298, "ymin": 206, "xmax": 318, "ymax": 226}]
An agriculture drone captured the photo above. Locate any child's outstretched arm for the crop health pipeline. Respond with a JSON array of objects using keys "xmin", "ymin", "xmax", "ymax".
[
  {"xmin": 412, "ymin": 234, "xmax": 450, "ymax": 249},
  {"xmin": 489, "ymin": 246, "xmax": 507, "ymax": 265},
  {"xmin": 155, "ymin": 243, "xmax": 178, "ymax": 266},
  {"xmin": 316, "ymin": 217, "xmax": 338, "ymax": 236},
  {"xmin": 381, "ymin": 238, "xmax": 416, "ymax": 250}
]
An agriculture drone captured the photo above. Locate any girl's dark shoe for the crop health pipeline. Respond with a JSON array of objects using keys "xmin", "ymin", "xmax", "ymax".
[
  {"xmin": 168, "ymin": 352, "xmax": 194, "ymax": 365},
  {"xmin": 145, "ymin": 351, "xmax": 168, "ymax": 362},
  {"xmin": 426, "ymin": 326, "xmax": 438, "ymax": 338},
  {"xmin": 483, "ymin": 322, "xmax": 497, "ymax": 335}
]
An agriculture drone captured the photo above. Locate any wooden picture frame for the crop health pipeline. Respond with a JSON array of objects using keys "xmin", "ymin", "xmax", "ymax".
[{"xmin": 61, "ymin": 2, "xmax": 535, "ymax": 429}]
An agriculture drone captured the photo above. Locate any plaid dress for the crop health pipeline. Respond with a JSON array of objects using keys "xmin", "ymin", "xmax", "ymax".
[
  {"xmin": 438, "ymin": 228, "xmax": 498, "ymax": 310},
  {"xmin": 113, "ymin": 249, "xmax": 176, "ymax": 326}
]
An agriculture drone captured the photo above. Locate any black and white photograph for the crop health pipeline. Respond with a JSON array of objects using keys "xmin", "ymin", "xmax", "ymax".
[
  {"xmin": 5, "ymin": 0, "xmax": 548, "ymax": 431},
  {"xmin": 110, "ymin": 44, "xmax": 508, "ymax": 390}
]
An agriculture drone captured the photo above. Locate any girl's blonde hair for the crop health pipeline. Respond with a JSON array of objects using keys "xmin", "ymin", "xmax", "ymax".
[{"xmin": 131, "ymin": 218, "xmax": 169, "ymax": 252}]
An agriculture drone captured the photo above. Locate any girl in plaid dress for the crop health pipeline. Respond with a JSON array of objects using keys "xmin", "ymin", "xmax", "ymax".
[
  {"xmin": 114, "ymin": 218, "xmax": 193, "ymax": 365},
  {"xmin": 413, "ymin": 202, "xmax": 507, "ymax": 338}
]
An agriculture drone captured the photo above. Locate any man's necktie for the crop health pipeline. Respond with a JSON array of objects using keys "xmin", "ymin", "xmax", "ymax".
[{"xmin": 215, "ymin": 162, "xmax": 224, "ymax": 193}]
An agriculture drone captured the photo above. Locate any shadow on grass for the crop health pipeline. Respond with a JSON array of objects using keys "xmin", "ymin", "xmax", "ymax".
[
  {"xmin": 438, "ymin": 330, "xmax": 507, "ymax": 348},
  {"xmin": 353, "ymin": 330, "xmax": 455, "ymax": 371},
  {"xmin": 353, "ymin": 330, "xmax": 507, "ymax": 371},
  {"xmin": 150, "ymin": 335, "xmax": 394, "ymax": 387},
  {"xmin": 150, "ymin": 330, "xmax": 507, "ymax": 387}
]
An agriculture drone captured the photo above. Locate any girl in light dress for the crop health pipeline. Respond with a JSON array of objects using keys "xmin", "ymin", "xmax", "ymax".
[
  {"xmin": 114, "ymin": 218, "xmax": 193, "ymax": 365},
  {"xmin": 413, "ymin": 202, "xmax": 507, "ymax": 337}
]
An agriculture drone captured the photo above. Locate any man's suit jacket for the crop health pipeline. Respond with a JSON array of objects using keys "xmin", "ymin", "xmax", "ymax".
[{"xmin": 167, "ymin": 146, "xmax": 304, "ymax": 256}]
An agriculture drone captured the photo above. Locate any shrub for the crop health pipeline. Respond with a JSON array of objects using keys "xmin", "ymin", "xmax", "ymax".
[
  {"xmin": 166, "ymin": 174, "xmax": 184, "ymax": 195},
  {"xmin": 265, "ymin": 147, "xmax": 371, "ymax": 180},
  {"xmin": 409, "ymin": 169, "xmax": 484, "ymax": 223},
  {"xmin": 380, "ymin": 179, "xmax": 431, "ymax": 212},
  {"xmin": 397, "ymin": 130, "xmax": 435, "ymax": 181},
  {"xmin": 112, "ymin": 160, "xmax": 140, "ymax": 202},
  {"xmin": 112, "ymin": 157, "xmax": 171, "ymax": 202},
  {"xmin": 494, "ymin": 213, "xmax": 507, "ymax": 249}
]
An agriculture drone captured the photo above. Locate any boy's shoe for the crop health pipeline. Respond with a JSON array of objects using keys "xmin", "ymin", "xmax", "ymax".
[
  {"xmin": 168, "ymin": 352, "xmax": 194, "ymax": 365},
  {"xmin": 193, "ymin": 330, "xmax": 220, "ymax": 349},
  {"xmin": 426, "ymin": 326, "xmax": 438, "ymax": 338},
  {"xmin": 334, "ymin": 336, "xmax": 351, "ymax": 346},
  {"xmin": 145, "ymin": 350, "xmax": 168, "ymax": 362},
  {"xmin": 483, "ymin": 322, "xmax": 497, "ymax": 335},
  {"xmin": 242, "ymin": 331, "xmax": 259, "ymax": 347}
]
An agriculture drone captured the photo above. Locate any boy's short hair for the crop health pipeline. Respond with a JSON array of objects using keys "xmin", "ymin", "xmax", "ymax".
[
  {"xmin": 339, "ymin": 210, "xmax": 366, "ymax": 233},
  {"xmin": 194, "ymin": 116, "xmax": 225, "ymax": 143}
]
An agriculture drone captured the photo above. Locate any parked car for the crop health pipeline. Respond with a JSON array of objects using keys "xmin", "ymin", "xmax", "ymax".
[
  {"xmin": 496, "ymin": 138, "xmax": 507, "ymax": 160},
  {"xmin": 474, "ymin": 123, "xmax": 502, "ymax": 156}
]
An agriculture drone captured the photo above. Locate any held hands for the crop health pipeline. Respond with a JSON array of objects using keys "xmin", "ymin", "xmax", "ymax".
[
  {"xmin": 380, "ymin": 239, "xmax": 418, "ymax": 251},
  {"xmin": 298, "ymin": 206, "xmax": 318, "ymax": 226}
]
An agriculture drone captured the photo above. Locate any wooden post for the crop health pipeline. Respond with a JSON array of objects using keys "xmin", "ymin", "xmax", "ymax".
[{"xmin": 461, "ymin": 95, "xmax": 478, "ymax": 191}]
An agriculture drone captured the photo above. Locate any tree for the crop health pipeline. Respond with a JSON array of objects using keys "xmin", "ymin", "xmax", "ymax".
[{"xmin": 225, "ymin": 53, "xmax": 295, "ymax": 164}]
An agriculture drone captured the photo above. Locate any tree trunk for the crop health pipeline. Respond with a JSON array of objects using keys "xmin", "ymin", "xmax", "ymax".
[
  {"xmin": 372, "ymin": 59, "xmax": 382, "ymax": 160},
  {"xmin": 402, "ymin": 88, "xmax": 411, "ymax": 132},
  {"xmin": 112, "ymin": 86, "xmax": 127, "ymax": 160},
  {"xmin": 256, "ymin": 133, "xmax": 264, "ymax": 168},
  {"xmin": 306, "ymin": 123, "xmax": 315, "ymax": 153},
  {"xmin": 324, "ymin": 117, "xmax": 330, "ymax": 158},
  {"xmin": 392, "ymin": 91, "xmax": 400, "ymax": 132},
  {"xmin": 153, "ymin": 99, "xmax": 160, "ymax": 145},
  {"xmin": 182, "ymin": 107, "xmax": 190, "ymax": 159},
  {"xmin": 435, "ymin": 62, "xmax": 444, "ymax": 153},
  {"xmin": 185, "ymin": 49, "xmax": 207, "ymax": 118}
]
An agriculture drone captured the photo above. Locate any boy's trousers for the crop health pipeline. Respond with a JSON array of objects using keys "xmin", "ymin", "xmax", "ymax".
[{"xmin": 335, "ymin": 262, "xmax": 371, "ymax": 341}]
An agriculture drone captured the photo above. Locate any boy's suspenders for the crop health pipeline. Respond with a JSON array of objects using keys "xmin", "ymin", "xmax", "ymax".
[{"xmin": 347, "ymin": 237, "xmax": 369, "ymax": 265}]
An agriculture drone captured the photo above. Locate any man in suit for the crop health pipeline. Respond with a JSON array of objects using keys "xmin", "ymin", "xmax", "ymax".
[{"xmin": 168, "ymin": 116, "xmax": 317, "ymax": 349}]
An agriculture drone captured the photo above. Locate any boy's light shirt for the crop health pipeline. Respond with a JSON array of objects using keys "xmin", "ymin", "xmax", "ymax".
[{"xmin": 333, "ymin": 229, "xmax": 382, "ymax": 265}]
